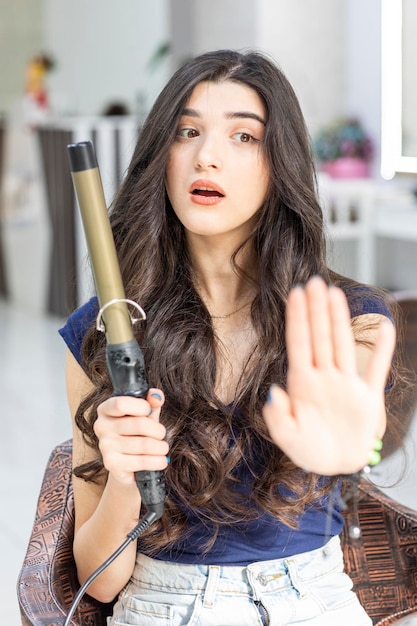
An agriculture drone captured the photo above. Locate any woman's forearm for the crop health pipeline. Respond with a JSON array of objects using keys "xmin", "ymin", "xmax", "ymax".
[{"xmin": 73, "ymin": 473, "xmax": 142, "ymax": 603}]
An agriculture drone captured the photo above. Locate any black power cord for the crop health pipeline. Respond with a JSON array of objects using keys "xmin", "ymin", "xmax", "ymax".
[{"xmin": 63, "ymin": 510, "xmax": 160, "ymax": 626}]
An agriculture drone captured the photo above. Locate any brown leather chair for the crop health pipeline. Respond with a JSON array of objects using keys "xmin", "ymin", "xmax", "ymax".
[
  {"xmin": 17, "ymin": 440, "xmax": 113, "ymax": 626},
  {"xmin": 395, "ymin": 616, "xmax": 417, "ymax": 625},
  {"xmin": 17, "ymin": 439, "xmax": 417, "ymax": 626}
]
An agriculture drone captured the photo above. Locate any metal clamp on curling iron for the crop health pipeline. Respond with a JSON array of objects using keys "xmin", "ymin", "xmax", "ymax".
[{"xmin": 67, "ymin": 141, "xmax": 166, "ymax": 521}]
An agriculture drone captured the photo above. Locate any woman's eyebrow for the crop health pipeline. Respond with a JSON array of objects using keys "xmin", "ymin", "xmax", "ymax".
[
  {"xmin": 226, "ymin": 111, "xmax": 266, "ymax": 126},
  {"xmin": 181, "ymin": 108, "xmax": 266, "ymax": 126},
  {"xmin": 181, "ymin": 108, "xmax": 200, "ymax": 118}
]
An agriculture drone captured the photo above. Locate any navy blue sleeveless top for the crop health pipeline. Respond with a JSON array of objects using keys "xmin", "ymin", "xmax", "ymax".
[{"xmin": 59, "ymin": 290, "xmax": 392, "ymax": 565}]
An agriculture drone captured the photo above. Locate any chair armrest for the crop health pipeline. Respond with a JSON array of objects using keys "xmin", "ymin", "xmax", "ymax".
[
  {"xmin": 17, "ymin": 440, "xmax": 113, "ymax": 626},
  {"xmin": 342, "ymin": 477, "xmax": 417, "ymax": 626}
]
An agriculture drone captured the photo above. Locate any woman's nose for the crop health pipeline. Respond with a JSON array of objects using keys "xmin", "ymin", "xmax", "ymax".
[{"xmin": 194, "ymin": 135, "xmax": 223, "ymax": 170}]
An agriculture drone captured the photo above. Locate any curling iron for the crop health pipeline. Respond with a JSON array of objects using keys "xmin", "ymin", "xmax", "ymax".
[
  {"xmin": 67, "ymin": 140, "xmax": 165, "ymax": 520},
  {"xmin": 63, "ymin": 141, "xmax": 165, "ymax": 624}
]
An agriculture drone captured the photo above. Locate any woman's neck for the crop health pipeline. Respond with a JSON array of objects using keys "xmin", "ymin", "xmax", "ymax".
[{"xmin": 187, "ymin": 237, "xmax": 258, "ymax": 316}]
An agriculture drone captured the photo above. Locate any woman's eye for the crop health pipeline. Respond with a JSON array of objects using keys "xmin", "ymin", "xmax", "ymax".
[
  {"xmin": 233, "ymin": 132, "xmax": 257, "ymax": 143},
  {"xmin": 177, "ymin": 128, "xmax": 199, "ymax": 139}
]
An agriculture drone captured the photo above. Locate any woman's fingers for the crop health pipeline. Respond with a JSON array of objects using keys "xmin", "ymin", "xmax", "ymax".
[
  {"xmin": 328, "ymin": 285, "xmax": 356, "ymax": 374},
  {"xmin": 262, "ymin": 384, "xmax": 295, "ymax": 446},
  {"xmin": 98, "ymin": 425, "xmax": 169, "ymax": 459},
  {"xmin": 285, "ymin": 285, "xmax": 313, "ymax": 369},
  {"xmin": 95, "ymin": 390, "xmax": 167, "ymax": 441},
  {"xmin": 146, "ymin": 388, "xmax": 165, "ymax": 422},
  {"xmin": 286, "ymin": 277, "xmax": 356, "ymax": 374},
  {"xmin": 96, "ymin": 388, "xmax": 165, "ymax": 423},
  {"xmin": 304, "ymin": 276, "xmax": 334, "ymax": 368},
  {"xmin": 95, "ymin": 414, "xmax": 166, "ymax": 440},
  {"xmin": 94, "ymin": 388, "xmax": 169, "ymax": 477}
]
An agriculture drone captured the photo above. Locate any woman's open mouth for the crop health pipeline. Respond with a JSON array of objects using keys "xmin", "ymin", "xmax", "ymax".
[
  {"xmin": 192, "ymin": 188, "xmax": 224, "ymax": 197},
  {"xmin": 190, "ymin": 180, "xmax": 225, "ymax": 204}
]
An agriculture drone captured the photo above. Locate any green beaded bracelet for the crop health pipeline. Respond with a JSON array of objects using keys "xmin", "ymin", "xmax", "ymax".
[{"xmin": 368, "ymin": 438, "xmax": 383, "ymax": 466}]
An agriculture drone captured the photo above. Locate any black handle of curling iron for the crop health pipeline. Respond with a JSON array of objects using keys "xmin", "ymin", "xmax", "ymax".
[
  {"xmin": 107, "ymin": 341, "xmax": 165, "ymax": 520},
  {"xmin": 67, "ymin": 141, "xmax": 165, "ymax": 520}
]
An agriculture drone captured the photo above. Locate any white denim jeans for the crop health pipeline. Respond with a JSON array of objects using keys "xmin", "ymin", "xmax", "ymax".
[{"xmin": 109, "ymin": 536, "xmax": 371, "ymax": 626}]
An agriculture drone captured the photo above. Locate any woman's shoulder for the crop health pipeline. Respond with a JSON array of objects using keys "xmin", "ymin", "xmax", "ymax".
[
  {"xmin": 331, "ymin": 273, "xmax": 394, "ymax": 322},
  {"xmin": 343, "ymin": 284, "xmax": 393, "ymax": 321},
  {"xmin": 58, "ymin": 296, "xmax": 99, "ymax": 365}
]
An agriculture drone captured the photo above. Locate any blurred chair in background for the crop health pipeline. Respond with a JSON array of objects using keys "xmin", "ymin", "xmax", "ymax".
[{"xmin": 318, "ymin": 173, "xmax": 376, "ymax": 285}]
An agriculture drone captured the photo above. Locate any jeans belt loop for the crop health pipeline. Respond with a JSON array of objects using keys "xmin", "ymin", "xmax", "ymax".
[{"xmin": 203, "ymin": 565, "xmax": 220, "ymax": 608}]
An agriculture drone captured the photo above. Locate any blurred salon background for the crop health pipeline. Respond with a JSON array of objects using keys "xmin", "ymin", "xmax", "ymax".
[{"xmin": 1, "ymin": 1, "xmax": 417, "ymax": 622}]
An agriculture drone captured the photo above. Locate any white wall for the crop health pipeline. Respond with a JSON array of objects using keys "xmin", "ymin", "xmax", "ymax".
[
  {"xmin": 170, "ymin": 0, "xmax": 348, "ymax": 139},
  {"xmin": 0, "ymin": 0, "xmax": 45, "ymax": 115},
  {"xmin": 256, "ymin": 0, "xmax": 346, "ymax": 137},
  {"xmin": 44, "ymin": 0, "xmax": 169, "ymax": 116},
  {"xmin": 345, "ymin": 0, "xmax": 382, "ymax": 176},
  {"xmin": 190, "ymin": 0, "xmax": 258, "ymax": 54}
]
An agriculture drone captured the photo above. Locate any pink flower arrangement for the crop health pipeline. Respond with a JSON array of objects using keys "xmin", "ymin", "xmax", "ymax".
[{"xmin": 314, "ymin": 118, "xmax": 374, "ymax": 164}]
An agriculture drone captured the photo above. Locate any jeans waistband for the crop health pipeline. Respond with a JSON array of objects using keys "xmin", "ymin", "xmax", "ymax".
[{"xmin": 131, "ymin": 535, "xmax": 343, "ymax": 601}]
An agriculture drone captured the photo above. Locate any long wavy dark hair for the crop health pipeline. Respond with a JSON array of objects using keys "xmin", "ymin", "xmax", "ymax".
[{"xmin": 74, "ymin": 49, "xmax": 407, "ymax": 553}]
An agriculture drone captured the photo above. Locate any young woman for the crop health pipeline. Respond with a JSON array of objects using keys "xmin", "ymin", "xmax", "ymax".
[{"xmin": 60, "ymin": 49, "xmax": 402, "ymax": 625}]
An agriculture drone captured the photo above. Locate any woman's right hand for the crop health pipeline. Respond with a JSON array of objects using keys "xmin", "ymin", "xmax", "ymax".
[
  {"xmin": 67, "ymin": 352, "xmax": 166, "ymax": 601},
  {"xmin": 93, "ymin": 388, "xmax": 169, "ymax": 485}
]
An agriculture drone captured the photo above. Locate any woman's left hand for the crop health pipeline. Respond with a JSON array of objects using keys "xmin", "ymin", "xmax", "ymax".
[{"xmin": 262, "ymin": 276, "xmax": 396, "ymax": 475}]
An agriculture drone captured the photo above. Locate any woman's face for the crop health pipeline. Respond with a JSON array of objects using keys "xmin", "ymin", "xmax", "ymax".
[{"xmin": 165, "ymin": 80, "xmax": 269, "ymax": 244}]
